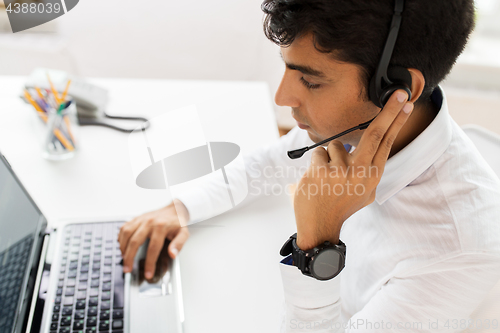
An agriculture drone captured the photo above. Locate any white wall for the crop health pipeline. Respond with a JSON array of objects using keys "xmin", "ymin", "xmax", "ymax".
[
  {"xmin": 0, "ymin": 0, "xmax": 295, "ymax": 127},
  {"xmin": 0, "ymin": 0, "xmax": 498, "ymax": 132}
]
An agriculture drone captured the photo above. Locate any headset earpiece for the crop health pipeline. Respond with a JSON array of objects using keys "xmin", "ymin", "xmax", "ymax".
[
  {"xmin": 369, "ymin": 66, "xmax": 412, "ymax": 109},
  {"xmin": 376, "ymin": 66, "xmax": 412, "ymax": 108}
]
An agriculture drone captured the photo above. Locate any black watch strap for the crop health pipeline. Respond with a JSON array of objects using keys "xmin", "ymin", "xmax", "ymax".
[
  {"xmin": 279, "ymin": 233, "xmax": 297, "ymax": 257},
  {"xmin": 280, "ymin": 233, "xmax": 346, "ymax": 280}
]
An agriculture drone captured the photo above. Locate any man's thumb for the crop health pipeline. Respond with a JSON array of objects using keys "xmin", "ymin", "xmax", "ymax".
[{"xmin": 168, "ymin": 227, "xmax": 189, "ymax": 259}]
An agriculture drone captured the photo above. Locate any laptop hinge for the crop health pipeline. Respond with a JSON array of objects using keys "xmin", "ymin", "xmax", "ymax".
[
  {"xmin": 44, "ymin": 228, "xmax": 55, "ymax": 236},
  {"xmin": 25, "ymin": 233, "xmax": 50, "ymax": 333}
]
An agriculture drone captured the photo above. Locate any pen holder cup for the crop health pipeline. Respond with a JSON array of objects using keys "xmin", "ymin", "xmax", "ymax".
[{"xmin": 39, "ymin": 101, "xmax": 79, "ymax": 161}]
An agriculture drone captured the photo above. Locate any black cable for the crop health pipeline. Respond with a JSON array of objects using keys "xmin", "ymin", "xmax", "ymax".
[{"xmin": 78, "ymin": 113, "xmax": 150, "ymax": 133}]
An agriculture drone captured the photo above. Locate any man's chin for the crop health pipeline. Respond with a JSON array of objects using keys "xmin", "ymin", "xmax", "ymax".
[
  {"xmin": 305, "ymin": 130, "xmax": 323, "ymax": 145},
  {"xmin": 305, "ymin": 128, "xmax": 349, "ymax": 147}
]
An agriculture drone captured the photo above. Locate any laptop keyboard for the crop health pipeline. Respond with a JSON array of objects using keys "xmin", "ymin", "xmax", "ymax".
[
  {"xmin": 50, "ymin": 222, "xmax": 125, "ymax": 333},
  {"xmin": 0, "ymin": 235, "xmax": 34, "ymax": 333}
]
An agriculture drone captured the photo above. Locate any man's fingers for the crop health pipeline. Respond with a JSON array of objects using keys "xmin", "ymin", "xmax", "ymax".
[
  {"xmin": 118, "ymin": 218, "xmax": 140, "ymax": 255},
  {"xmin": 168, "ymin": 227, "xmax": 189, "ymax": 259},
  {"xmin": 144, "ymin": 231, "xmax": 166, "ymax": 279},
  {"xmin": 326, "ymin": 140, "xmax": 348, "ymax": 165},
  {"xmin": 310, "ymin": 146, "xmax": 329, "ymax": 166},
  {"xmin": 372, "ymin": 102, "xmax": 414, "ymax": 168},
  {"xmin": 122, "ymin": 222, "xmax": 150, "ymax": 273},
  {"xmin": 354, "ymin": 89, "xmax": 408, "ymax": 164}
]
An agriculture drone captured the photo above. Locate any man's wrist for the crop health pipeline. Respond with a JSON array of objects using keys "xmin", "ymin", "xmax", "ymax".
[
  {"xmin": 170, "ymin": 199, "xmax": 190, "ymax": 227},
  {"xmin": 285, "ymin": 233, "xmax": 346, "ymax": 281},
  {"xmin": 296, "ymin": 232, "xmax": 340, "ymax": 250}
]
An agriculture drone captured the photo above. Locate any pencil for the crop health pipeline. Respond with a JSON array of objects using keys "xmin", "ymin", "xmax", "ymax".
[
  {"xmin": 25, "ymin": 90, "xmax": 75, "ymax": 151},
  {"xmin": 35, "ymin": 87, "xmax": 45, "ymax": 100},
  {"xmin": 46, "ymin": 72, "xmax": 61, "ymax": 104},
  {"xmin": 56, "ymin": 101, "xmax": 77, "ymax": 147},
  {"xmin": 47, "ymin": 94, "xmax": 58, "ymax": 110},
  {"xmin": 24, "ymin": 90, "xmax": 44, "ymax": 113},
  {"xmin": 63, "ymin": 115, "xmax": 76, "ymax": 145},
  {"xmin": 61, "ymin": 79, "xmax": 72, "ymax": 102},
  {"xmin": 29, "ymin": 88, "xmax": 48, "ymax": 112},
  {"xmin": 57, "ymin": 99, "xmax": 76, "ymax": 145},
  {"xmin": 53, "ymin": 127, "xmax": 75, "ymax": 151}
]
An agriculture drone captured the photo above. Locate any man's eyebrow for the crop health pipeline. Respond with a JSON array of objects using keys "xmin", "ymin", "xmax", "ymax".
[{"xmin": 279, "ymin": 51, "xmax": 326, "ymax": 78}]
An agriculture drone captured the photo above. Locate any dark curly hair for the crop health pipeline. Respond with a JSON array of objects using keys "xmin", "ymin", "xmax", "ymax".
[{"xmin": 262, "ymin": 0, "xmax": 475, "ymax": 105}]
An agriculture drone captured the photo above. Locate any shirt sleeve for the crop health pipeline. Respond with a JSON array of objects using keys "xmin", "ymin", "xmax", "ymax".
[
  {"xmin": 175, "ymin": 126, "xmax": 314, "ymax": 223},
  {"xmin": 279, "ymin": 252, "xmax": 500, "ymax": 332},
  {"xmin": 176, "ymin": 127, "xmax": 352, "ymax": 224}
]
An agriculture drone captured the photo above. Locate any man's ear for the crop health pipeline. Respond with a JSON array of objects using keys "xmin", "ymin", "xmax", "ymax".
[{"xmin": 407, "ymin": 68, "xmax": 425, "ymax": 103}]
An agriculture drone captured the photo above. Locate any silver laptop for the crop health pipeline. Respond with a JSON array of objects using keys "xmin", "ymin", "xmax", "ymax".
[{"xmin": 0, "ymin": 152, "xmax": 184, "ymax": 333}]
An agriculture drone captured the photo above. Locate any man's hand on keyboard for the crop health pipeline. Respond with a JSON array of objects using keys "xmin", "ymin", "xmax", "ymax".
[{"xmin": 118, "ymin": 199, "xmax": 190, "ymax": 279}]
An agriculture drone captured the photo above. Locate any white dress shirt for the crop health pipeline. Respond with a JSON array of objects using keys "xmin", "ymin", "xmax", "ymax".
[{"xmin": 176, "ymin": 87, "xmax": 500, "ymax": 332}]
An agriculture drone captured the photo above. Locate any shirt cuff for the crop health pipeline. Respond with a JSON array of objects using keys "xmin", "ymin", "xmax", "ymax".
[
  {"xmin": 281, "ymin": 255, "xmax": 293, "ymax": 265},
  {"xmin": 279, "ymin": 261, "xmax": 341, "ymax": 309},
  {"xmin": 174, "ymin": 189, "xmax": 212, "ymax": 224}
]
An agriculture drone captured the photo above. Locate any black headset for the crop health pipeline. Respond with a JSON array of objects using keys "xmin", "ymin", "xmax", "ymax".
[
  {"xmin": 288, "ymin": 0, "xmax": 412, "ymax": 159},
  {"xmin": 369, "ymin": 0, "xmax": 412, "ymax": 108}
]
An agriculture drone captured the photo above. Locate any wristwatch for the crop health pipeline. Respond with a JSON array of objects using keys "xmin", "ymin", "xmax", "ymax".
[{"xmin": 280, "ymin": 233, "xmax": 346, "ymax": 281}]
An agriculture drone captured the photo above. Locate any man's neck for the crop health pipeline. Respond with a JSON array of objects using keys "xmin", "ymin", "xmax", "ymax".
[{"xmin": 389, "ymin": 99, "xmax": 439, "ymax": 159}]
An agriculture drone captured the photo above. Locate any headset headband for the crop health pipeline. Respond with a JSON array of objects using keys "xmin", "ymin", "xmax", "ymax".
[{"xmin": 374, "ymin": 0, "xmax": 405, "ymax": 97}]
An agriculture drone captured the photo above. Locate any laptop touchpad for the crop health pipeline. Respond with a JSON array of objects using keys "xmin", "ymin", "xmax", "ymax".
[
  {"xmin": 134, "ymin": 242, "xmax": 172, "ymax": 297},
  {"xmin": 129, "ymin": 240, "xmax": 183, "ymax": 333}
]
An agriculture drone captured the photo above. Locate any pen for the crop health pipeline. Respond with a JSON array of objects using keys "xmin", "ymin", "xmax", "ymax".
[
  {"xmin": 54, "ymin": 100, "xmax": 77, "ymax": 147},
  {"xmin": 37, "ymin": 98, "xmax": 49, "ymax": 112},
  {"xmin": 61, "ymin": 100, "xmax": 76, "ymax": 145},
  {"xmin": 57, "ymin": 101, "xmax": 65, "ymax": 115}
]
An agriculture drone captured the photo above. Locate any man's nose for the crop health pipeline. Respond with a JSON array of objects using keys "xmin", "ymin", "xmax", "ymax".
[{"xmin": 275, "ymin": 71, "xmax": 300, "ymax": 108}]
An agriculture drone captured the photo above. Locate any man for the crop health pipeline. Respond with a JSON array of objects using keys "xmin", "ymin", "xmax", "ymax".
[{"xmin": 119, "ymin": 0, "xmax": 500, "ymax": 331}]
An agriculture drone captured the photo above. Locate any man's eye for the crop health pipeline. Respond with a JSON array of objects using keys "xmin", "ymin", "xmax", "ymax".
[{"xmin": 300, "ymin": 77, "xmax": 321, "ymax": 90}]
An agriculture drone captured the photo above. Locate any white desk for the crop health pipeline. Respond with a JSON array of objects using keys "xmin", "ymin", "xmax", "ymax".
[{"xmin": 0, "ymin": 76, "xmax": 298, "ymax": 333}]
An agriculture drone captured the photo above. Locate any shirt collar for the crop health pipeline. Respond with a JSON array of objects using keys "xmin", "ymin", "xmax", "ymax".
[{"xmin": 374, "ymin": 86, "xmax": 453, "ymax": 205}]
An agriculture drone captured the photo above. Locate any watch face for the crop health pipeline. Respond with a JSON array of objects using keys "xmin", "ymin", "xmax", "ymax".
[{"xmin": 311, "ymin": 248, "xmax": 343, "ymax": 280}]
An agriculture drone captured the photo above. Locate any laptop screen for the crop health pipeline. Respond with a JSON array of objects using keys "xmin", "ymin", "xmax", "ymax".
[{"xmin": 0, "ymin": 154, "xmax": 46, "ymax": 333}]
